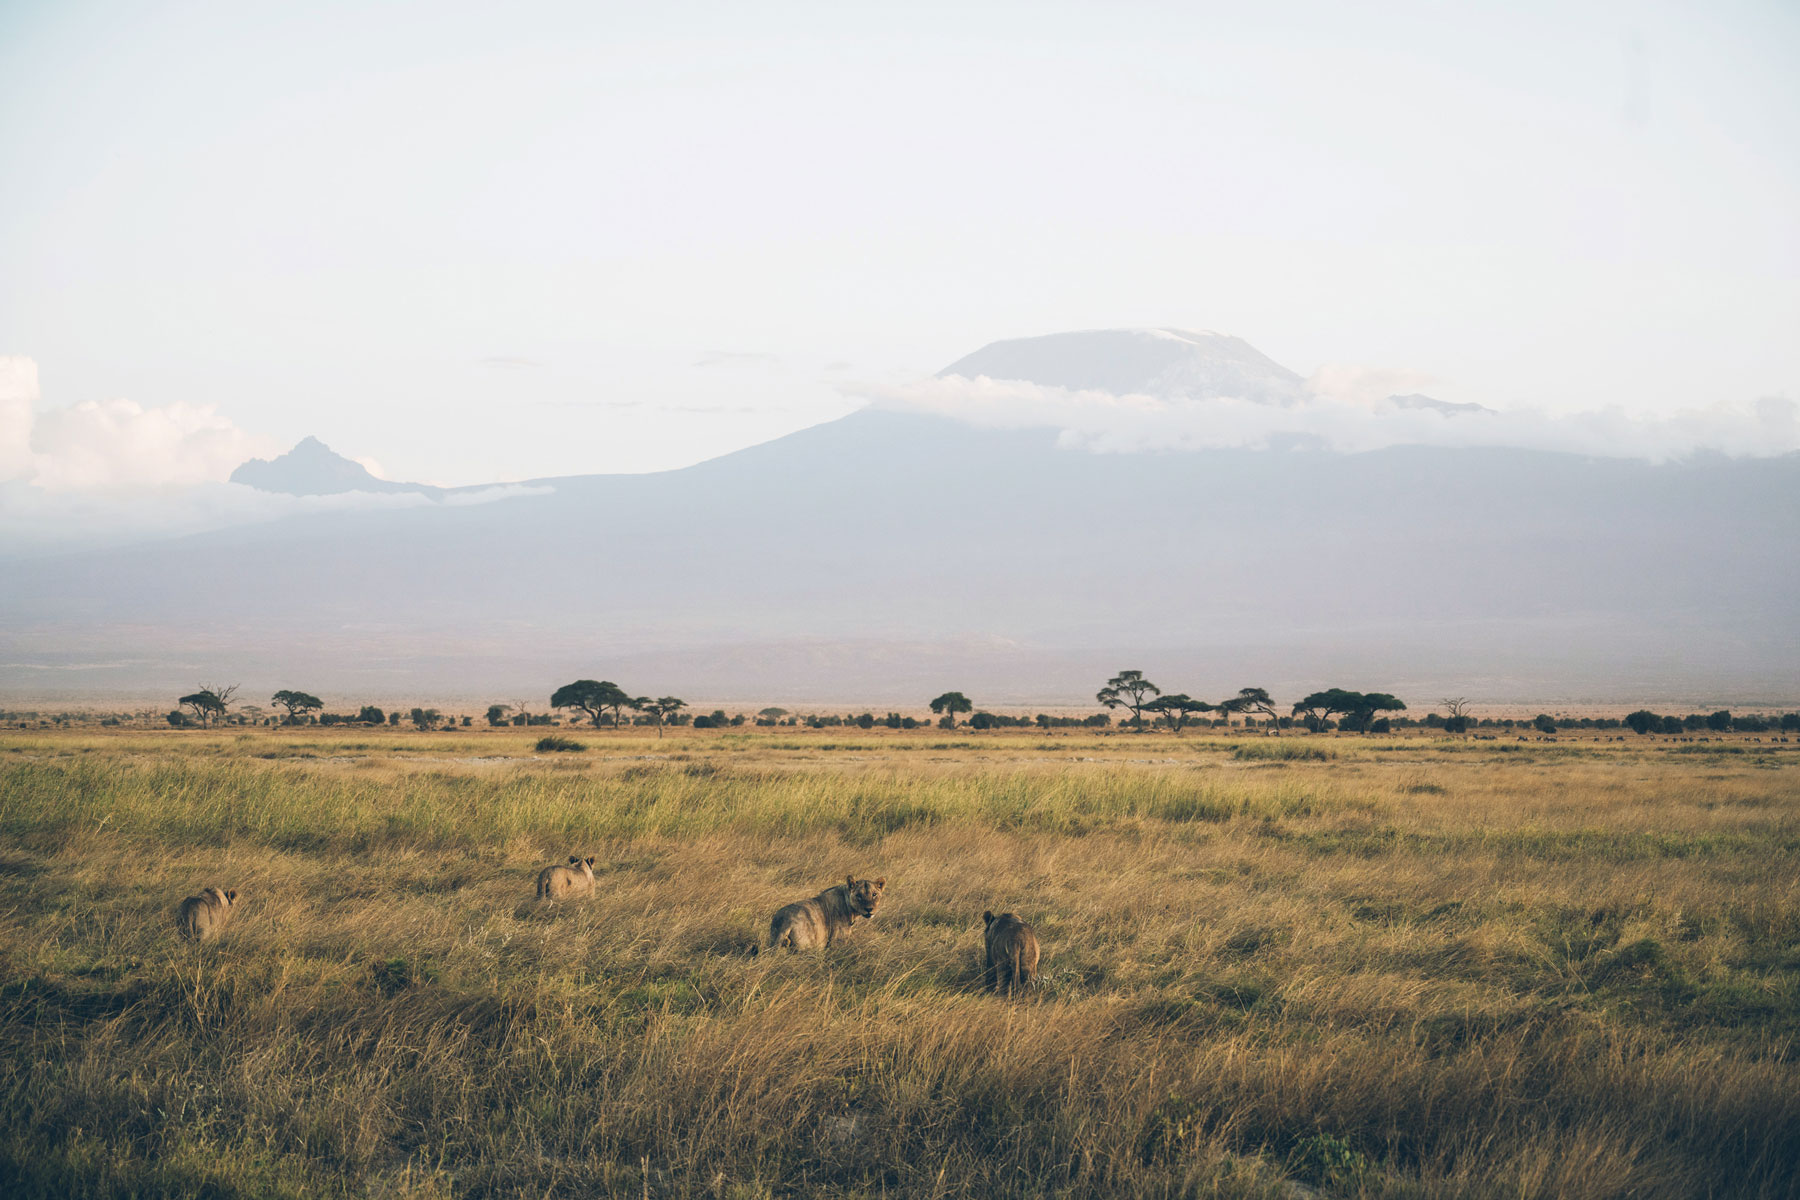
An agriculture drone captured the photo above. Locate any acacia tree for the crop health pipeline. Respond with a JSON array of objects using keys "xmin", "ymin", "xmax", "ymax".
[
  {"xmin": 1441, "ymin": 697, "xmax": 1472, "ymax": 734},
  {"xmin": 485, "ymin": 704, "xmax": 512, "ymax": 727},
  {"xmin": 1147, "ymin": 694, "xmax": 1211, "ymax": 732},
  {"xmin": 1223, "ymin": 687, "xmax": 1282, "ymax": 735},
  {"xmin": 1097, "ymin": 670, "xmax": 1161, "ymax": 728},
  {"xmin": 178, "ymin": 684, "xmax": 235, "ymax": 726},
  {"xmin": 271, "ymin": 690, "xmax": 323, "ymax": 723},
  {"xmin": 638, "ymin": 696, "xmax": 687, "ymax": 738},
  {"xmin": 551, "ymin": 679, "xmax": 633, "ymax": 727},
  {"xmin": 1292, "ymin": 688, "xmax": 1405, "ymax": 733},
  {"xmin": 929, "ymin": 691, "xmax": 973, "ymax": 728}
]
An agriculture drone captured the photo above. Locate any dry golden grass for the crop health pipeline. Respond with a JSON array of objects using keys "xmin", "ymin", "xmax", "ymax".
[{"xmin": 1, "ymin": 727, "xmax": 1796, "ymax": 1197}]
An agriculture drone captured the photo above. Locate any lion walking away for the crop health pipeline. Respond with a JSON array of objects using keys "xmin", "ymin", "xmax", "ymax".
[
  {"xmin": 983, "ymin": 911, "xmax": 1039, "ymax": 994},
  {"xmin": 176, "ymin": 887, "xmax": 238, "ymax": 942},
  {"xmin": 767, "ymin": 875, "xmax": 886, "ymax": 950}
]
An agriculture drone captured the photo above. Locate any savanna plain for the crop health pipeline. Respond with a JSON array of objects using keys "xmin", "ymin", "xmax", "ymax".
[{"xmin": 2, "ymin": 727, "xmax": 1797, "ymax": 1198}]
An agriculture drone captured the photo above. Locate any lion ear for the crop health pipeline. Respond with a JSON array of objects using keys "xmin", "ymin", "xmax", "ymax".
[
  {"xmin": 983, "ymin": 910, "xmax": 994, "ymax": 924},
  {"xmin": 226, "ymin": 889, "xmax": 237, "ymax": 903},
  {"xmin": 585, "ymin": 857, "xmax": 595, "ymax": 868},
  {"xmin": 875, "ymin": 877, "xmax": 886, "ymax": 888},
  {"xmin": 846, "ymin": 875, "xmax": 855, "ymax": 889},
  {"xmin": 569, "ymin": 855, "xmax": 582, "ymax": 865}
]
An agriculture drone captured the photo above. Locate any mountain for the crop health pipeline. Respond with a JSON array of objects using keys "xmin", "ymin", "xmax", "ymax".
[
  {"xmin": 1388, "ymin": 393, "xmax": 1494, "ymax": 416},
  {"xmin": 230, "ymin": 436, "xmax": 444, "ymax": 498},
  {"xmin": 938, "ymin": 328, "xmax": 1307, "ymax": 404},
  {"xmin": 4, "ymin": 332, "xmax": 1797, "ymax": 707}
]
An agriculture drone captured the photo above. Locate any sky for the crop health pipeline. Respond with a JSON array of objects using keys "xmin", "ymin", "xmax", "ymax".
[{"xmin": 1, "ymin": 0, "xmax": 1797, "ymax": 489}]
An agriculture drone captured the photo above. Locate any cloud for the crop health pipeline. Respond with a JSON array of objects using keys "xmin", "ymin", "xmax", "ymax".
[
  {"xmin": 0, "ymin": 357, "xmax": 279, "ymax": 491},
  {"xmin": 1305, "ymin": 363, "xmax": 1443, "ymax": 409},
  {"xmin": 864, "ymin": 372, "xmax": 1799, "ymax": 462},
  {"xmin": 478, "ymin": 356, "xmax": 542, "ymax": 369}
]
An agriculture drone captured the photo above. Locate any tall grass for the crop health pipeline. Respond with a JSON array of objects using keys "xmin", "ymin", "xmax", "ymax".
[{"xmin": 2, "ymin": 729, "xmax": 1796, "ymax": 1197}]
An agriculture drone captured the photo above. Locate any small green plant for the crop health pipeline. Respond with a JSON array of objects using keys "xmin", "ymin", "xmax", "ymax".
[
  {"xmin": 370, "ymin": 956, "xmax": 437, "ymax": 994},
  {"xmin": 535, "ymin": 735, "xmax": 586, "ymax": 753},
  {"xmin": 1287, "ymin": 1131, "xmax": 1374, "ymax": 1189}
]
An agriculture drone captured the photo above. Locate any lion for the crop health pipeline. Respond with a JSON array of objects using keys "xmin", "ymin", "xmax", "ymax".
[
  {"xmin": 536, "ymin": 854, "xmax": 597, "ymax": 901},
  {"xmin": 767, "ymin": 875, "xmax": 886, "ymax": 950},
  {"xmin": 982, "ymin": 911, "xmax": 1039, "ymax": 994},
  {"xmin": 176, "ymin": 886, "xmax": 238, "ymax": 942}
]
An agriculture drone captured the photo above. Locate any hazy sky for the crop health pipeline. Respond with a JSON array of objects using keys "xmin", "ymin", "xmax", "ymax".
[{"xmin": 2, "ymin": 0, "xmax": 1797, "ymax": 486}]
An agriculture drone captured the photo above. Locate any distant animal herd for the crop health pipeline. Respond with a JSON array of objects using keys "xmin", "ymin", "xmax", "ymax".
[{"xmin": 177, "ymin": 859, "xmax": 1041, "ymax": 994}]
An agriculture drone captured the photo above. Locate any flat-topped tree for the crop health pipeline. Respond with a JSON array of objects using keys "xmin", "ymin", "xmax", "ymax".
[
  {"xmin": 1146, "ymin": 694, "xmax": 1211, "ymax": 732},
  {"xmin": 1292, "ymin": 688, "xmax": 1405, "ymax": 733},
  {"xmin": 551, "ymin": 679, "xmax": 633, "ymax": 727},
  {"xmin": 1222, "ymin": 687, "xmax": 1282, "ymax": 735},
  {"xmin": 271, "ymin": 690, "xmax": 323, "ymax": 723},
  {"xmin": 1097, "ymin": 670, "xmax": 1160, "ymax": 728},
  {"xmin": 639, "ymin": 696, "xmax": 686, "ymax": 737},
  {"xmin": 929, "ymin": 692, "xmax": 973, "ymax": 728},
  {"xmin": 178, "ymin": 683, "xmax": 237, "ymax": 726}
]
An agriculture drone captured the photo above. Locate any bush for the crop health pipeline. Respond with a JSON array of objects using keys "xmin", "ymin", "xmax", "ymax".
[
  {"xmin": 534, "ymin": 735, "xmax": 586, "ymax": 753},
  {"xmin": 165, "ymin": 710, "xmax": 192, "ymax": 728}
]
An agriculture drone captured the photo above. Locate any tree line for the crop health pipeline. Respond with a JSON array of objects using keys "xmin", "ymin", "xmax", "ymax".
[{"xmin": 150, "ymin": 677, "xmax": 1800, "ymax": 738}]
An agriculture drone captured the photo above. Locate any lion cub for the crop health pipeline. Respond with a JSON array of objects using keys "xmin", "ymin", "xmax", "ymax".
[
  {"xmin": 768, "ymin": 875, "xmax": 886, "ymax": 950},
  {"xmin": 982, "ymin": 911, "xmax": 1040, "ymax": 994},
  {"xmin": 176, "ymin": 887, "xmax": 238, "ymax": 942},
  {"xmin": 536, "ymin": 855, "xmax": 597, "ymax": 900}
]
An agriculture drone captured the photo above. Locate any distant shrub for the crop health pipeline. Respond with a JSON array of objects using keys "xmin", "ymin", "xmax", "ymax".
[
  {"xmin": 535, "ymin": 735, "xmax": 586, "ymax": 753},
  {"xmin": 1233, "ymin": 742, "xmax": 1334, "ymax": 762}
]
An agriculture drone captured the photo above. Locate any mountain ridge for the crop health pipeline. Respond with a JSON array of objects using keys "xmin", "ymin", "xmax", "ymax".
[{"xmin": 230, "ymin": 436, "xmax": 445, "ymax": 499}]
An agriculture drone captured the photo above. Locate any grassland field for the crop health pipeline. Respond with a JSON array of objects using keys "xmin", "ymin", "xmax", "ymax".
[{"xmin": 1, "ymin": 726, "xmax": 1797, "ymax": 1198}]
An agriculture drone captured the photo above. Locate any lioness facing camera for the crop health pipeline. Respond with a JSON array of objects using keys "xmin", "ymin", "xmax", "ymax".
[{"xmin": 768, "ymin": 875, "xmax": 886, "ymax": 950}]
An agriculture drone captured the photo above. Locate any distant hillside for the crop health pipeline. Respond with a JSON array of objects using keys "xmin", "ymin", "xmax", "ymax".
[
  {"xmin": 230, "ymin": 436, "xmax": 444, "ymax": 498},
  {"xmin": 6, "ymin": 331, "xmax": 1797, "ymax": 706}
]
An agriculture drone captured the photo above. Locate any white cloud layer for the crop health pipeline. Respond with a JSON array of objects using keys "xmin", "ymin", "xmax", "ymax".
[
  {"xmin": 871, "ymin": 373, "xmax": 1799, "ymax": 462},
  {"xmin": 0, "ymin": 357, "xmax": 279, "ymax": 490}
]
